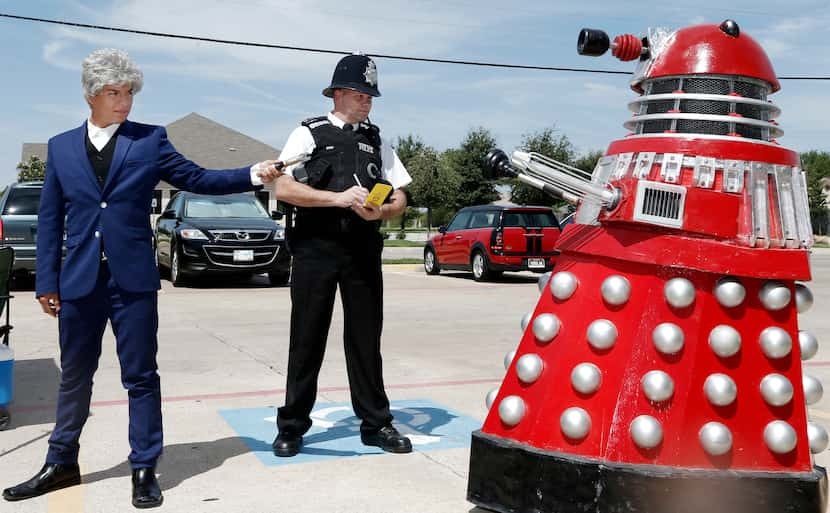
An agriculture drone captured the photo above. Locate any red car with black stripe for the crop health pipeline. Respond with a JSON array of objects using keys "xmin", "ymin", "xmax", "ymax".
[{"xmin": 424, "ymin": 205, "xmax": 562, "ymax": 281}]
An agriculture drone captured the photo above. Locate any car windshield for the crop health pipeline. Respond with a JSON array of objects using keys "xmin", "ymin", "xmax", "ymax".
[
  {"xmin": 503, "ymin": 210, "xmax": 559, "ymax": 228},
  {"xmin": 2, "ymin": 187, "xmax": 41, "ymax": 215},
  {"xmin": 184, "ymin": 197, "xmax": 269, "ymax": 218}
]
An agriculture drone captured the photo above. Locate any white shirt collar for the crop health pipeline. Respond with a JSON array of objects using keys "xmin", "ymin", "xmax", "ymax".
[
  {"xmin": 327, "ymin": 112, "xmax": 366, "ymax": 131},
  {"xmin": 87, "ymin": 119, "xmax": 121, "ymax": 151},
  {"xmin": 327, "ymin": 112, "xmax": 346, "ymax": 129}
]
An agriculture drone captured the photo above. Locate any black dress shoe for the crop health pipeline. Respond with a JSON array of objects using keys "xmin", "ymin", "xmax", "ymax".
[
  {"xmin": 272, "ymin": 432, "xmax": 302, "ymax": 457},
  {"xmin": 361, "ymin": 425, "xmax": 413, "ymax": 454},
  {"xmin": 3, "ymin": 462, "xmax": 82, "ymax": 501},
  {"xmin": 132, "ymin": 468, "xmax": 163, "ymax": 509}
]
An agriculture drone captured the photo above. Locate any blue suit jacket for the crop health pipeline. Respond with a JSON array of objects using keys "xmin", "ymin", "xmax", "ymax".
[{"xmin": 36, "ymin": 120, "xmax": 259, "ymax": 301}]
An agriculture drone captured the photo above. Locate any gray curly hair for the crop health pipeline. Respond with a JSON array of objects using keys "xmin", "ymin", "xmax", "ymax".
[{"xmin": 81, "ymin": 48, "xmax": 144, "ymax": 99}]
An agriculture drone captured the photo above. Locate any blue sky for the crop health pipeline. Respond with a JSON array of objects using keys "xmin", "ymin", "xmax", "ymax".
[{"xmin": 1, "ymin": 0, "xmax": 829, "ymax": 185}]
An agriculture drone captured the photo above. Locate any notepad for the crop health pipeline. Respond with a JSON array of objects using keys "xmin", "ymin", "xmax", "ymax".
[{"xmin": 364, "ymin": 183, "xmax": 393, "ymax": 208}]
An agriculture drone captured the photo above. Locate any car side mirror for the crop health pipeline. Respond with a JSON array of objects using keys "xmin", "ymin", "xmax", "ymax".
[
  {"xmin": 161, "ymin": 210, "xmax": 177, "ymax": 220},
  {"xmin": 438, "ymin": 225, "xmax": 447, "ymax": 234},
  {"xmin": 271, "ymin": 210, "xmax": 284, "ymax": 220}
]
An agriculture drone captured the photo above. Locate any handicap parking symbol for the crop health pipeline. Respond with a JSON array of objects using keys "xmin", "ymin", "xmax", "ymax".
[{"xmin": 220, "ymin": 399, "xmax": 481, "ymax": 466}]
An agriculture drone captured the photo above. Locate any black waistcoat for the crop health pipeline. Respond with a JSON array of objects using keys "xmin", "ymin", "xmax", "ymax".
[
  {"xmin": 85, "ymin": 129, "xmax": 118, "ymax": 188},
  {"xmin": 291, "ymin": 116, "xmax": 386, "ymax": 239}
]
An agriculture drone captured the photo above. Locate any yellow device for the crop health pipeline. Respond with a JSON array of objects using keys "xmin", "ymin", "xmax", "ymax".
[{"xmin": 364, "ymin": 183, "xmax": 393, "ymax": 208}]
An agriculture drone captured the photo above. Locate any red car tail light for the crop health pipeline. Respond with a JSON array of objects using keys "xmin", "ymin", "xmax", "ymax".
[{"xmin": 491, "ymin": 229, "xmax": 504, "ymax": 254}]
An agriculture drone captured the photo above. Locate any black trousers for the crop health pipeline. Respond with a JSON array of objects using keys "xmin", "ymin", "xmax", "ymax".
[{"xmin": 277, "ymin": 233, "xmax": 393, "ymax": 435}]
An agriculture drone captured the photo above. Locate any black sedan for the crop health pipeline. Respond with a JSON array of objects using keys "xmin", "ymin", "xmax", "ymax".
[{"xmin": 155, "ymin": 192, "xmax": 291, "ymax": 286}]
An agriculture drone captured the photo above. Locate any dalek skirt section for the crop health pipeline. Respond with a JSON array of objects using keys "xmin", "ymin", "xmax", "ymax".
[{"xmin": 468, "ymin": 231, "xmax": 827, "ymax": 512}]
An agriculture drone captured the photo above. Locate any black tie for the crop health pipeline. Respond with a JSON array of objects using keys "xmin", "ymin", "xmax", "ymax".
[{"xmin": 343, "ymin": 124, "xmax": 354, "ymax": 132}]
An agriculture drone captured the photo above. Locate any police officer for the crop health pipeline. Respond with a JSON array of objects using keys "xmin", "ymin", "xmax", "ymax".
[{"xmin": 272, "ymin": 54, "xmax": 413, "ymax": 456}]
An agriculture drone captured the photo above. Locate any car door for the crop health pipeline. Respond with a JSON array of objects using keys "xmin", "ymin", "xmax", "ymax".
[
  {"xmin": 466, "ymin": 210, "xmax": 497, "ymax": 262},
  {"xmin": 500, "ymin": 211, "xmax": 529, "ymax": 256},
  {"xmin": 437, "ymin": 210, "xmax": 472, "ymax": 265}
]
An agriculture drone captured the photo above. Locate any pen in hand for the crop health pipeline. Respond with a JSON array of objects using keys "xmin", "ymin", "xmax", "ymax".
[{"xmin": 353, "ymin": 173, "xmax": 364, "ymax": 188}]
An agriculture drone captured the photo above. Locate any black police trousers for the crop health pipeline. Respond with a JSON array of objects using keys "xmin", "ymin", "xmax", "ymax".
[{"xmin": 277, "ymin": 233, "xmax": 394, "ymax": 436}]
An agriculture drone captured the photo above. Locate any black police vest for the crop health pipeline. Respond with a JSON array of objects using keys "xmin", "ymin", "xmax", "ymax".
[{"xmin": 291, "ymin": 116, "xmax": 386, "ymax": 238}]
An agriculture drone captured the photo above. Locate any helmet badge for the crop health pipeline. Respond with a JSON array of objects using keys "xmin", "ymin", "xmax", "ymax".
[{"xmin": 363, "ymin": 61, "xmax": 378, "ymax": 87}]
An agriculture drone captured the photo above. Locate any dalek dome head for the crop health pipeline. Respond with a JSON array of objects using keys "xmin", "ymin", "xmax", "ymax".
[
  {"xmin": 634, "ymin": 21, "xmax": 779, "ymax": 93},
  {"xmin": 578, "ymin": 20, "xmax": 780, "ymax": 94}
]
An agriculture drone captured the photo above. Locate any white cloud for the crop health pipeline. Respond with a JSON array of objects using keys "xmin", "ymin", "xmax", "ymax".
[{"xmin": 40, "ymin": 0, "xmax": 535, "ymax": 84}]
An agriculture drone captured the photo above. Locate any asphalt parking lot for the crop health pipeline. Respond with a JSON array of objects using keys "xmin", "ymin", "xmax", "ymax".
[{"xmin": 1, "ymin": 249, "xmax": 829, "ymax": 513}]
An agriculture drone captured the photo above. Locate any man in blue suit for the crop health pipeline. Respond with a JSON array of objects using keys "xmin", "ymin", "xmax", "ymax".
[{"xmin": 2, "ymin": 48, "xmax": 283, "ymax": 509}]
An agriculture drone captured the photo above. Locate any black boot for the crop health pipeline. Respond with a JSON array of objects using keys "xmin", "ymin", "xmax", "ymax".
[
  {"xmin": 3, "ymin": 463, "xmax": 82, "ymax": 501},
  {"xmin": 272, "ymin": 431, "xmax": 303, "ymax": 457},
  {"xmin": 361, "ymin": 425, "xmax": 413, "ymax": 453},
  {"xmin": 131, "ymin": 468, "xmax": 163, "ymax": 509}
]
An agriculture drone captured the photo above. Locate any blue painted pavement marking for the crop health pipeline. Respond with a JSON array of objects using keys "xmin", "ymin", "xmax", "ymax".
[{"xmin": 219, "ymin": 399, "xmax": 480, "ymax": 466}]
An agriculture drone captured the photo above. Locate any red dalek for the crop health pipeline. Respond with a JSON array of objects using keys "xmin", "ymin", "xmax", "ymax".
[{"xmin": 468, "ymin": 20, "xmax": 828, "ymax": 513}]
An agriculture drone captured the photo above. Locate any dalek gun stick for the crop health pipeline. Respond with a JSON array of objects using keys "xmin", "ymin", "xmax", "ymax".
[{"xmin": 484, "ymin": 148, "xmax": 618, "ymax": 207}]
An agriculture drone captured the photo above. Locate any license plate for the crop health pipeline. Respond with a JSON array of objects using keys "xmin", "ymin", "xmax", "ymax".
[
  {"xmin": 233, "ymin": 249, "xmax": 254, "ymax": 262},
  {"xmin": 527, "ymin": 258, "xmax": 546, "ymax": 269}
]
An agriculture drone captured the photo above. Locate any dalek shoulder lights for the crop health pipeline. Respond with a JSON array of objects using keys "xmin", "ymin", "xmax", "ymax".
[{"xmin": 468, "ymin": 20, "xmax": 828, "ymax": 513}]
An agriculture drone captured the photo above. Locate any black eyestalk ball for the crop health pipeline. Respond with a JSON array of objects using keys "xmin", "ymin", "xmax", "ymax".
[
  {"xmin": 577, "ymin": 28, "xmax": 610, "ymax": 56},
  {"xmin": 484, "ymin": 149, "xmax": 518, "ymax": 179},
  {"xmin": 720, "ymin": 19, "xmax": 740, "ymax": 38}
]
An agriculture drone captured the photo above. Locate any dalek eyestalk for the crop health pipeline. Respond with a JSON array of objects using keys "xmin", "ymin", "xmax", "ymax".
[{"xmin": 578, "ymin": 28, "xmax": 648, "ymax": 61}]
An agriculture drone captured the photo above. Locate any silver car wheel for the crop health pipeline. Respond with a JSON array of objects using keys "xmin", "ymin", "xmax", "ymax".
[
  {"xmin": 171, "ymin": 249, "xmax": 180, "ymax": 283},
  {"xmin": 472, "ymin": 253, "xmax": 485, "ymax": 279}
]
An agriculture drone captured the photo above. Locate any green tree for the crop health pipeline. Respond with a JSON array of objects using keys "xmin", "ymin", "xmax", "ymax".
[
  {"xmin": 574, "ymin": 149, "xmax": 604, "ymax": 174},
  {"xmin": 17, "ymin": 155, "xmax": 46, "ymax": 181},
  {"xmin": 394, "ymin": 134, "xmax": 427, "ymax": 168},
  {"xmin": 407, "ymin": 147, "xmax": 462, "ymax": 231},
  {"xmin": 800, "ymin": 150, "xmax": 830, "ymax": 235},
  {"xmin": 444, "ymin": 127, "xmax": 499, "ymax": 209},
  {"xmin": 392, "ymin": 134, "xmax": 429, "ymax": 232}
]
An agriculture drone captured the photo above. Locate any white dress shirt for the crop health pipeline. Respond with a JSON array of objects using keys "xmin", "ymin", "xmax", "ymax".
[
  {"xmin": 86, "ymin": 119, "xmax": 263, "ymax": 185},
  {"xmin": 278, "ymin": 112, "xmax": 412, "ymax": 189},
  {"xmin": 86, "ymin": 119, "xmax": 120, "ymax": 151}
]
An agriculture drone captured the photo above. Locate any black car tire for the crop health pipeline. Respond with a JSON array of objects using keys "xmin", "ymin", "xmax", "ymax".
[
  {"xmin": 471, "ymin": 250, "xmax": 492, "ymax": 282},
  {"xmin": 170, "ymin": 243, "xmax": 187, "ymax": 287},
  {"xmin": 424, "ymin": 247, "xmax": 440, "ymax": 275},
  {"xmin": 154, "ymin": 238, "xmax": 168, "ymax": 277},
  {"xmin": 268, "ymin": 269, "xmax": 290, "ymax": 286},
  {"xmin": 0, "ymin": 406, "xmax": 9, "ymax": 431}
]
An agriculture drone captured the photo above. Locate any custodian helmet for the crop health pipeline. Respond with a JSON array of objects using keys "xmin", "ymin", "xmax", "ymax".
[{"xmin": 322, "ymin": 53, "xmax": 381, "ymax": 98}]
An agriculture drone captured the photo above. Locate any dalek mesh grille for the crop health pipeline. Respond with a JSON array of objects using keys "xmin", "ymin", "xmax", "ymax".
[
  {"xmin": 676, "ymin": 119, "xmax": 730, "ymax": 135},
  {"xmin": 641, "ymin": 120, "xmax": 674, "ymax": 134},
  {"xmin": 635, "ymin": 76, "xmax": 775, "ymax": 140},
  {"xmin": 649, "ymin": 79, "xmax": 680, "ymax": 94},
  {"xmin": 736, "ymin": 125, "xmax": 764, "ymax": 140},
  {"xmin": 732, "ymin": 80, "xmax": 766, "ymax": 99},
  {"xmin": 645, "ymin": 100, "xmax": 675, "ymax": 114},
  {"xmin": 679, "ymin": 99, "xmax": 730, "ymax": 116},
  {"xmin": 736, "ymin": 102, "xmax": 766, "ymax": 120},
  {"xmin": 682, "ymin": 77, "xmax": 730, "ymax": 95}
]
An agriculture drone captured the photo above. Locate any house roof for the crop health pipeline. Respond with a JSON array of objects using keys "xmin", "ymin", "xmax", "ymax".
[
  {"xmin": 21, "ymin": 143, "xmax": 47, "ymax": 163},
  {"xmin": 19, "ymin": 113, "xmax": 280, "ymax": 181},
  {"xmin": 165, "ymin": 112, "xmax": 279, "ymax": 169}
]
